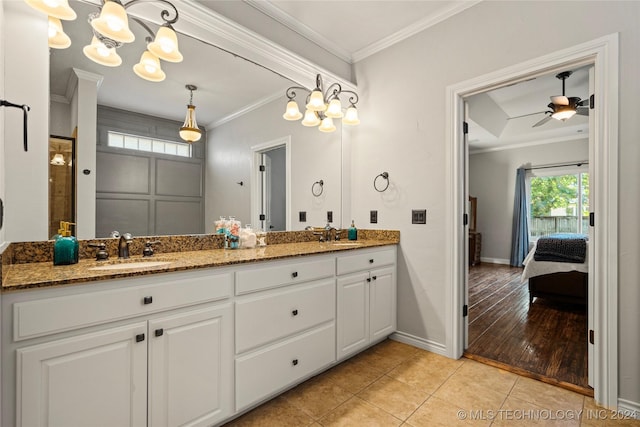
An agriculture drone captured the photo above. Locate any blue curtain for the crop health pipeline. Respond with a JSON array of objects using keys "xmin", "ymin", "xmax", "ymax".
[{"xmin": 510, "ymin": 167, "xmax": 530, "ymax": 267}]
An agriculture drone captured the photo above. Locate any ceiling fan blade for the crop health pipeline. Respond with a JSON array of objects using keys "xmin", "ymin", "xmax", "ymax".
[
  {"xmin": 577, "ymin": 98, "xmax": 590, "ymax": 107},
  {"xmin": 576, "ymin": 107, "xmax": 589, "ymax": 116},
  {"xmin": 550, "ymin": 95, "xmax": 569, "ymax": 105},
  {"xmin": 532, "ymin": 114, "xmax": 552, "ymax": 128}
]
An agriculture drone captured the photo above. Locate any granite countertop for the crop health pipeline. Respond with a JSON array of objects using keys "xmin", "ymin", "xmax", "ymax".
[{"xmin": 2, "ymin": 239, "xmax": 397, "ymax": 292}]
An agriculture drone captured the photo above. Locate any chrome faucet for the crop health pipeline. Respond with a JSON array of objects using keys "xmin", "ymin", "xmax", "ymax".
[
  {"xmin": 324, "ymin": 223, "xmax": 337, "ymax": 242},
  {"xmin": 111, "ymin": 231, "xmax": 133, "ymax": 259}
]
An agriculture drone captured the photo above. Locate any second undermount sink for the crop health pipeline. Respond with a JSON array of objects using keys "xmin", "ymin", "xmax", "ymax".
[{"xmin": 88, "ymin": 260, "xmax": 172, "ymax": 271}]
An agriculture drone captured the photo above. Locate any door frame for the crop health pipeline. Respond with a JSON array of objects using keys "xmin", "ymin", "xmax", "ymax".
[
  {"xmin": 445, "ymin": 34, "xmax": 619, "ymax": 407},
  {"xmin": 251, "ymin": 136, "xmax": 291, "ymax": 231}
]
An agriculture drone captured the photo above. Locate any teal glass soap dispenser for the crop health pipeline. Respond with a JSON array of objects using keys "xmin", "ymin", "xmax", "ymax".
[
  {"xmin": 53, "ymin": 221, "xmax": 79, "ymax": 266},
  {"xmin": 348, "ymin": 220, "xmax": 357, "ymax": 241}
]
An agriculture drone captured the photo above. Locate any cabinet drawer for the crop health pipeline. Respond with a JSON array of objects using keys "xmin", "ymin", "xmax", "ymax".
[
  {"xmin": 235, "ymin": 279, "xmax": 335, "ymax": 353},
  {"xmin": 235, "ymin": 323, "xmax": 335, "ymax": 410},
  {"xmin": 14, "ymin": 271, "xmax": 232, "ymax": 341},
  {"xmin": 336, "ymin": 247, "xmax": 396, "ymax": 276},
  {"xmin": 235, "ymin": 257, "xmax": 334, "ymax": 295}
]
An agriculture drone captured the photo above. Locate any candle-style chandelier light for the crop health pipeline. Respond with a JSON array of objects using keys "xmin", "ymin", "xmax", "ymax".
[{"xmin": 282, "ymin": 74, "xmax": 360, "ymax": 133}]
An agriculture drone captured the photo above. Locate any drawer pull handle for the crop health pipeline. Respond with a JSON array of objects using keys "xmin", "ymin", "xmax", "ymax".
[
  {"xmin": 143, "ymin": 296, "xmax": 153, "ymax": 305},
  {"xmin": 155, "ymin": 328, "xmax": 164, "ymax": 337},
  {"xmin": 372, "ymin": 276, "xmax": 377, "ymax": 280},
  {"xmin": 292, "ymin": 359, "xmax": 299, "ymax": 366},
  {"xmin": 135, "ymin": 333, "xmax": 145, "ymax": 343},
  {"xmin": 369, "ymin": 259, "xmax": 374, "ymax": 264},
  {"xmin": 292, "ymin": 271, "xmax": 298, "ymax": 278},
  {"xmin": 292, "ymin": 309, "xmax": 298, "ymax": 316}
]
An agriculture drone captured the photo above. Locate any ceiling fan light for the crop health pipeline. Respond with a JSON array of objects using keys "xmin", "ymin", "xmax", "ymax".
[
  {"xmin": 551, "ymin": 106, "xmax": 576, "ymax": 121},
  {"xmin": 318, "ymin": 117, "xmax": 336, "ymax": 133},
  {"xmin": 83, "ymin": 36, "xmax": 122, "ymax": 67},
  {"xmin": 301, "ymin": 109, "xmax": 321, "ymax": 127},
  {"xmin": 133, "ymin": 51, "xmax": 166, "ymax": 82},
  {"xmin": 48, "ymin": 17, "xmax": 71, "ymax": 49},
  {"xmin": 342, "ymin": 105, "xmax": 360, "ymax": 125},
  {"xmin": 283, "ymin": 100, "xmax": 302, "ymax": 121},
  {"xmin": 91, "ymin": 0, "xmax": 135, "ymax": 43},
  {"xmin": 306, "ymin": 89, "xmax": 326, "ymax": 112},
  {"xmin": 25, "ymin": 0, "xmax": 77, "ymax": 20},
  {"xmin": 325, "ymin": 98, "xmax": 343, "ymax": 118},
  {"xmin": 148, "ymin": 25, "xmax": 183, "ymax": 63}
]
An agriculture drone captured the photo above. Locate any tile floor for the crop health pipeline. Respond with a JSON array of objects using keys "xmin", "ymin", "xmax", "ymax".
[{"xmin": 224, "ymin": 340, "xmax": 639, "ymax": 426}]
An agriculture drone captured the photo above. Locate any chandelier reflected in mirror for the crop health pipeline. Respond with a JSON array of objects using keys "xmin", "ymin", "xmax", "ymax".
[
  {"xmin": 283, "ymin": 74, "xmax": 360, "ymax": 133},
  {"xmin": 25, "ymin": 0, "xmax": 184, "ymax": 83}
]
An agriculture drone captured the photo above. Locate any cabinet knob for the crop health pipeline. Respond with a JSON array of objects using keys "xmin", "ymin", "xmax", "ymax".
[
  {"xmin": 143, "ymin": 296, "xmax": 153, "ymax": 305},
  {"xmin": 292, "ymin": 309, "xmax": 298, "ymax": 316},
  {"xmin": 292, "ymin": 271, "xmax": 298, "ymax": 278},
  {"xmin": 369, "ymin": 259, "xmax": 374, "ymax": 264},
  {"xmin": 366, "ymin": 278, "xmax": 371, "ymax": 283},
  {"xmin": 292, "ymin": 359, "xmax": 299, "ymax": 366},
  {"xmin": 372, "ymin": 276, "xmax": 377, "ymax": 281},
  {"xmin": 155, "ymin": 328, "xmax": 164, "ymax": 337},
  {"xmin": 135, "ymin": 333, "xmax": 145, "ymax": 343}
]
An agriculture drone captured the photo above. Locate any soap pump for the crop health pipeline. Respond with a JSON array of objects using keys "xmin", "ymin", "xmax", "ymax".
[
  {"xmin": 53, "ymin": 221, "xmax": 79, "ymax": 266},
  {"xmin": 348, "ymin": 220, "xmax": 358, "ymax": 241}
]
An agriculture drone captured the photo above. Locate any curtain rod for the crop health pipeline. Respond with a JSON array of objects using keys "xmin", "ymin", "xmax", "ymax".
[{"xmin": 525, "ymin": 161, "xmax": 589, "ymax": 171}]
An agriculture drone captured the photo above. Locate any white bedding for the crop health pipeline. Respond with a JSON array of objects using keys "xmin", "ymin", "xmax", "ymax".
[{"xmin": 521, "ymin": 241, "xmax": 589, "ymax": 282}]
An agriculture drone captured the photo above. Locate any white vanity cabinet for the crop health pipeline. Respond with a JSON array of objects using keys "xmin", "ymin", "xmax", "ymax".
[
  {"xmin": 234, "ymin": 256, "xmax": 336, "ymax": 411},
  {"xmin": 4, "ymin": 269, "xmax": 234, "ymax": 427},
  {"xmin": 336, "ymin": 247, "xmax": 397, "ymax": 360}
]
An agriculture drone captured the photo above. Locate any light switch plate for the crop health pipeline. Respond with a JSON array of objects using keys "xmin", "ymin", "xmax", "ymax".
[
  {"xmin": 327, "ymin": 211, "xmax": 333, "ymax": 223},
  {"xmin": 299, "ymin": 211, "xmax": 307, "ymax": 222},
  {"xmin": 412, "ymin": 209, "xmax": 426, "ymax": 224},
  {"xmin": 370, "ymin": 210, "xmax": 378, "ymax": 224}
]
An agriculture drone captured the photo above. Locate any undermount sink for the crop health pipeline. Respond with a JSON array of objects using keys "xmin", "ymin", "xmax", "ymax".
[
  {"xmin": 88, "ymin": 261, "xmax": 172, "ymax": 271},
  {"xmin": 331, "ymin": 242, "xmax": 364, "ymax": 247}
]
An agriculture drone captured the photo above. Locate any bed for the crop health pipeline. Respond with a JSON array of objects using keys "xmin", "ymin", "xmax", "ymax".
[{"xmin": 521, "ymin": 234, "xmax": 588, "ymax": 305}]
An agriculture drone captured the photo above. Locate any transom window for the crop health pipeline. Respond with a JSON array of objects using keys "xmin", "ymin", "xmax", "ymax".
[
  {"xmin": 107, "ymin": 131, "xmax": 192, "ymax": 158},
  {"xmin": 528, "ymin": 170, "xmax": 589, "ymax": 239}
]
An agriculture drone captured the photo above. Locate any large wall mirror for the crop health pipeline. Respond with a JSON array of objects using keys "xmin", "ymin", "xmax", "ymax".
[{"xmin": 45, "ymin": 0, "xmax": 344, "ymax": 240}]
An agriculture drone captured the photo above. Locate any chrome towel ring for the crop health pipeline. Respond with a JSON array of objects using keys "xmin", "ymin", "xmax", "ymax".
[
  {"xmin": 374, "ymin": 172, "xmax": 389, "ymax": 192},
  {"xmin": 312, "ymin": 180, "xmax": 324, "ymax": 197}
]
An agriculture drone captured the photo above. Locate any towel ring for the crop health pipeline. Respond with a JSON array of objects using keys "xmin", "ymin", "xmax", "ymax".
[
  {"xmin": 312, "ymin": 180, "xmax": 324, "ymax": 197},
  {"xmin": 374, "ymin": 172, "xmax": 390, "ymax": 192}
]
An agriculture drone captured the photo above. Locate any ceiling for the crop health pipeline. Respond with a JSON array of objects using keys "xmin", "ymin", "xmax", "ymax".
[{"xmin": 50, "ymin": 0, "xmax": 590, "ymax": 145}]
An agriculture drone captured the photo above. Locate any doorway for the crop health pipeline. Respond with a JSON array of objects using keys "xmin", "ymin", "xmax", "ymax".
[
  {"xmin": 48, "ymin": 135, "xmax": 75, "ymax": 239},
  {"xmin": 446, "ymin": 34, "xmax": 619, "ymax": 407}
]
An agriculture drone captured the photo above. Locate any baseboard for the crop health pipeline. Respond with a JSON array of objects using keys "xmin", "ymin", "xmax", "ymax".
[
  {"xmin": 390, "ymin": 331, "xmax": 448, "ymax": 358},
  {"xmin": 479, "ymin": 257, "xmax": 510, "ymax": 265},
  {"xmin": 618, "ymin": 398, "xmax": 640, "ymax": 419}
]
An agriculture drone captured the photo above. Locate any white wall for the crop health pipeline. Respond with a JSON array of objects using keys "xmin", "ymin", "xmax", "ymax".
[
  {"xmin": 469, "ymin": 139, "xmax": 589, "ymax": 263},
  {"xmin": 206, "ymin": 98, "xmax": 342, "ymax": 232},
  {"xmin": 351, "ymin": 0, "xmax": 640, "ymax": 404},
  {"xmin": 0, "ymin": 1, "xmax": 5, "ymax": 249},
  {"xmin": 49, "ymin": 100, "xmax": 71, "ymax": 138},
  {"xmin": 3, "ymin": 2, "xmax": 49, "ymax": 242}
]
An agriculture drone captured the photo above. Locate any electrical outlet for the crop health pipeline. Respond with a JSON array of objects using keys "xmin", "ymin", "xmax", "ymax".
[
  {"xmin": 370, "ymin": 210, "xmax": 378, "ymax": 224},
  {"xmin": 299, "ymin": 211, "xmax": 307, "ymax": 222},
  {"xmin": 327, "ymin": 211, "xmax": 333, "ymax": 223},
  {"xmin": 412, "ymin": 209, "xmax": 426, "ymax": 224}
]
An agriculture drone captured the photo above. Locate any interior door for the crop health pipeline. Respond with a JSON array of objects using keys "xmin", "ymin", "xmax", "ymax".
[
  {"xmin": 260, "ymin": 153, "xmax": 272, "ymax": 231},
  {"xmin": 463, "ymin": 102, "xmax": 470, "ymax": 349},
  {"xmin": 587, "ymin": 66, "xmax": 595, "ymax": 388}
]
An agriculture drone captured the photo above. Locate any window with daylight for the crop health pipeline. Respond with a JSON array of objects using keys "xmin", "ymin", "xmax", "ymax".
[
  {"xmin": 528, "ymin": 170, "xmax": 589, "ymax": 239},
  {"xmin": 107, "ymin": 131, "xmax": 192, "ymax": 158}
]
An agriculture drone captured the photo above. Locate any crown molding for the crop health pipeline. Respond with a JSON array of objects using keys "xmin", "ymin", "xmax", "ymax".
[
  {"xmin": 352, "ymin": 0, "xmax": 482, "ymax": 63},
  {"xmin": 469, "ymin": 134, "xmax": 588, "ymax": 155},
  {"xmin": 209, "ymin": 91, "xmax": 282, "ymax": 128}
]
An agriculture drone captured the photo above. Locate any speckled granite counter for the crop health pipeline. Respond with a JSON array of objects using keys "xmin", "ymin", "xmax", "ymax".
[{"xmin": 1, "ymin": 231, "xmax": 399, "ymax": 292}]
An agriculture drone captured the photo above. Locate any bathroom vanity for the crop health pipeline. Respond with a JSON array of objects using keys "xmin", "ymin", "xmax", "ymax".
[{"xmin": 0, "ymin": 236, "xmax": 398, "ymax": 426}]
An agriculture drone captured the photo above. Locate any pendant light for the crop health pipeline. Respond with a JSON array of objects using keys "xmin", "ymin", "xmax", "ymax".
[
  {"xmin": 83, "ymin": 36, "xmax": 122, "ymax": 67},
  {"xmin": 133, "ymin": 50, "xmax": 166, "ymax": 82},
  {"xmin": 179, "ymin": 85, "xmax": 202, "ymax": 143},
  {"xmin": 90, "ymin": 0, "xmax": 135, "ymax": 43},
  {"xmin": 147, "ymin": 24, "xmax": 183, "ymax": 63},
  {"xmin": 48, "ymin": 17, "xmax": 71, "ymax": 49}
]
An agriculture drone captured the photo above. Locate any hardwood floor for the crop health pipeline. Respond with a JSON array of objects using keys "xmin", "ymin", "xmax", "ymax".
[{"xmin": 464, "ymin": 263, "xmax": 591, "ymax": 395}]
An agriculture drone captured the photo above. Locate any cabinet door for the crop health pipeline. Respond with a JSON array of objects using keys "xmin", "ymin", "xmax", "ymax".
[
  {"xmin": 369, "ymin": 266, "xmax": 396, "ymax": 342},
  {"xmin": 17, "ymin": 322, "xmax": 148, "ymax": 427},
  {"xmin": 336, "ymin": 272, "xmax": 370, "ymax": 360},
  {"xmin": 148, "ymin": 304, "xmax": 233, "ymax": 427}
]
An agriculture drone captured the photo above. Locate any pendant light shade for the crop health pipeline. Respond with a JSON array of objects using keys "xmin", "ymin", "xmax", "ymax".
[
  {"xmin": 133, "ymin": 51, "xmax": 166, "ymax": 82},
  {"xmin": 325, "ymin": 98, "xmax": 343, "ymax": 118},
  {"xmin": 306, "ymin": 89, "xmax": 327, "ymax": 111},
  {"xmin": 342, "ymin": 105, "xmax": 360, "ymax": 125},
  {"xmin": 147, "ymin": 25, "xmax": 183, "ymax": 62},
  {"xmin": 301, "ymin": 109, "xmax": 321, "ymax": 127},
  {"xmin": 318, "ymin": 117, "xmax": 336, "ymax": 133},
  {"xmin": 50, "ymin": 153, "xmax": 66, "ymax": 166},
  {"xmin": 48, "ymin": 17, "xmax": 71, "ymax": 49},
  {"xmin": 551, "ymin": 106, "xmax": 577, "ymax": 121},
  {"xmin": 83, "ymin": 36, "xmax": 122, "ymax": 67},
  {"xmin": 179, "ymin": 85, "xmax": 202, "ymax": 143},
  {"xmin": 25, "ymin": 0, "xmax": 76, "ymax": 20},
  {"xmin": 282, "ymin": 100, "xmax": 302, "ymax": 121},
  {"xmin": 91, "ymin": 0, "xmax": 135, "ymax": 43}
]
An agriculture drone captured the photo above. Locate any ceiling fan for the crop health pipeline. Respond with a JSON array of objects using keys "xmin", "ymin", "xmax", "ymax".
[{"xmin": 532, "ymin": 71, "xmax": 589, "ymax": 127}]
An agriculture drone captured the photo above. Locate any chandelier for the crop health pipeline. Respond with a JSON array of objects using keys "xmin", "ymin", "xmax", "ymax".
[
  {"xmin": 179, "ymin": 85, "xmax": 202, "ymax": 143},
  {"xmin": 25, "ymin": 0, "xmax": 184, "ymax": 83},
  {"xmin": 282, "ymin": 74, "xmax": 360, "ymax": 133}
]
